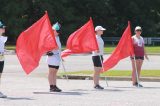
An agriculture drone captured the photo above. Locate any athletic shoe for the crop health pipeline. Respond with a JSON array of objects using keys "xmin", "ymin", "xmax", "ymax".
[
  {"xmin": 0, "ymin": 92, "xmax": 7, "ymax": 98},
  {"xmin": 133, "ymin": 82, "xmax": 143, "ymax": 87},
  {"xmin": 94, "ymin": 85, "xmax": 104, "ymax": 90},
  {"xmin": 50, "ymin": 85, "xmax": 62, "ymax": 92}
]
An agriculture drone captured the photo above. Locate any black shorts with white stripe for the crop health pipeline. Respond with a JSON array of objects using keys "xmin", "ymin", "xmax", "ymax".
[{"xmin": 92, "ymin": 55, "xmax": 103, "ymax": 67}]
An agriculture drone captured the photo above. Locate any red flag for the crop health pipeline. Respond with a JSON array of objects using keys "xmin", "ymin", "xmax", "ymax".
[
  {"xmin": 61, "ymin": 18, "xmax": 98, "ymax": 57},
  {"xmin": 16, "ymin": 12, "xmax": 57, "ymax": 74},
  {"xmin": 102, "ymin": 21, "xmax": 134, "ymax": 72}
]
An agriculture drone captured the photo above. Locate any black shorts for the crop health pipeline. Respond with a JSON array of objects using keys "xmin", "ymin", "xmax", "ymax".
[
  {"xmin": 92, "ymin": 55, "xmax": 103, "ymax": 67},
  {"xmin": 131, "ymin": 56, "xmax": 144, "ymax": 60},
  {"xmin": 48, "ymin": 65, "xmax": 59, "ymax": 70},
  {"xmin": 0, "ymin": 61, "xmax": 4, "ymax": 73}
]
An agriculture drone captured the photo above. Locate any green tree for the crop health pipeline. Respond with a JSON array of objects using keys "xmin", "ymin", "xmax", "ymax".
[{"xmin": 0, "ymin": 0, "xmax": 160, "ymax": 44}]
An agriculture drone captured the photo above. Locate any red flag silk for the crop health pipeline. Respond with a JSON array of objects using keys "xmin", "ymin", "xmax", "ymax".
[
  {"xmin": 61, "ymin": 18, "xmax": 98, "ymax": 57},
  {"xmin": 16, "ymin": 12, "xmax": 57, "ymax": 74},
  {"xmin": 102, "ymin": 21, "xmax": 134, "ymax": 72}
]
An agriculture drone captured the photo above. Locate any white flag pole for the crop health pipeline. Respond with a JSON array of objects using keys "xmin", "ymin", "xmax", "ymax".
[
  {"xmin": 59, "ymin": 54, "xmax": 69, "ymax": 81},
  {"xmin": 99, "ymin": 55, "xmax": 109, "ymax": 87}
]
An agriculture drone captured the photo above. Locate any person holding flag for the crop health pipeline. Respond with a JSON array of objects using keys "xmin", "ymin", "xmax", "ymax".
[
  {"xmin": 16, "ymin": 12, "xmax": 58, "ymax": 74},
  {"xmin": 92, "ymin": 26, "xmax": 106, "ymax": 89},
  {"xmin": 0, "ymin": 21, "xmax": 7, "ymax": 98},
  {"xmin": 131, "ymin": 26, "xmax": 149, "ymax": 87},
  {"xmin": 47, "ymin": 22, "xmax": 62, "ymax": 92}
]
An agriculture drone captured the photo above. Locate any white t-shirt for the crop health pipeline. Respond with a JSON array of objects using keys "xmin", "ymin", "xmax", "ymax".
[
  {"xmin": 132, "ymin": 35, "xmax": 144, "ymax": 47},
  {"xmin": 0, "ymin": 35, "xmax": 7, "ymax": 61},
  {"xmin": 92, "ymin": 35, "xmax": 104, "ymax": 56},
  {"xmin": 0, "ymin": 36, "xmax": 7, "ymax": 52},
  {"xmin": 47, "ymin": 36, "xmax": 61, "ymax": 66}
]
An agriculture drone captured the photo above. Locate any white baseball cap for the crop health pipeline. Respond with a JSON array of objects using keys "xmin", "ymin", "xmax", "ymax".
[
  {"xmin": 95, "ymin": 26, "xmax": 106, "ymax": 31},
  {"xmin": 135, "ymin": 26, "xmax": 142, "ymax": 31}
]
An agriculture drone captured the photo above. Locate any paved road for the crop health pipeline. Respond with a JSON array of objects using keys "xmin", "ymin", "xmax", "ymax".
[
  {"xmin": 1, "ymin": 55, "xmax": 160, "ymax": 106},
  {"xmin": 1, "ymin": 74, "xmax": 160, "ymax": 106},
  {"xmin": 4, "ymin": 54, "xmax": 160, "ymax": 75}
]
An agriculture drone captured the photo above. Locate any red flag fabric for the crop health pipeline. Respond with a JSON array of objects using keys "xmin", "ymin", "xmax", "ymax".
[
  {"xmin": 61, "ymin": 18, "xmax": 98, "ymax": 57},
  {"xmin": 102, "ymin": 21, "xmax": 134, "ymax": 72},
  {"xmin": 16, "ymin": 12, "xmax": 57, "ymax": 74}
]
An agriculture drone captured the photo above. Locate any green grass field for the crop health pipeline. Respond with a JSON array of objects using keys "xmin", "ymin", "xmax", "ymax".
[
  {"xmin": 104, "ymin": 46, "xmax": 160, "ymax": 54},
  {"xmin": 58, "ymin": 70, "xmax": 160, "ymax": 77},
  {"xmin": 6, "ymin": 45, "xmax": 160, "ymax": 54},
  {"xmin": 6, "ymin": 45, "xmax": 16, "ymax": 50}
]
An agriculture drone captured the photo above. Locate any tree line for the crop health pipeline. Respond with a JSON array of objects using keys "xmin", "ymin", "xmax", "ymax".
[{"xmin": 0, "ymin": 0, "xmax": 160, "ymax": 44}]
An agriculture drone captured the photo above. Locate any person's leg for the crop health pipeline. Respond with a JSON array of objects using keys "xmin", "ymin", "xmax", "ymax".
[
  {"xmin": 93, "ymin": 67, "xmax": 104, "ymax": 89},
  {"xmin": 0, "ymin": 73, "xmax": 2, "ymax": 91},
  {"xmin": 48, "ymin": 68, "xmax": 57, "ymax": 86},
  {"xmin": 0, "ymin": 73, "xmax": 2, "ymax": 87},
  {"xmin": 0, "ymin": 61, "xmax": 4, "ymax": 87},
  {"xmin": 135, "ymin": 59, "xmax": 143, "ymax": 87},
  {"xmin": 136, "ymin": 59, "xmax": 140, "ymax": 76},
  {"xmin": 131, "ymin": 59, "xmax": 137, "ymax": 85},
  {"xmin": 137, "ymin": 59, "xmax": 143, "ymax": 78},
  {"xmin": 93, "ymin": 67, "xmax": 101, "ymax": 86},
  {"xmin": 48, "ymin": 66, "xmax": 61, "ymax": 92},
  {"xmin": 52, "ymin": 69, "xmax": 58, "ymax": 86},
  {"xmin": 0, "ymin": 61, "xmax": 7, "ymax": 98},
  {"xmin": 132, "ymin": 59, "xmax": 143, "ymax": 87},
  {"xmin": 92, "ymin": 56, "xmax": 104, "ymax": 89},
  {"xmin": 132, "ymin": 58, "xmax": 141, "ymax": 84}
]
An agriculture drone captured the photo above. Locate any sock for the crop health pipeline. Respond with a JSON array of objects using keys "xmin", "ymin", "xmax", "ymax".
[
  {"xmin": 50, "ymin": 85, "xmax": 54, "ymax": 89},
  {"xmin": 50, "ymin": 85, "xmax": 56, "ymax": 89}
]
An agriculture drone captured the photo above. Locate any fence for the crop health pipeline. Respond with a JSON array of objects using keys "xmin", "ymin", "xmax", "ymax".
[{"xmin": 102, "ymin": 37, "xmax": 160, "ymax": 46}]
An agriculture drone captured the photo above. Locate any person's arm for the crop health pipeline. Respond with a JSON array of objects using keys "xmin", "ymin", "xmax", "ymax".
[
  {"xmin": 142, "ymin": 37, "xmax": 149, "ymax": 60},
  {"xmin": 131, "ymin": 37, "xmax": 135, "ymax": 58},
  {"xmin": 46, "ymin": 51, "xmax": 54, "ymax": 56},
  {"xmin": 94, "ymin": 50, "xmax": 100, "ymax": 53},
  {"xmin": 94, "ymin": 37, "xmax": 100, "ymax": 53}
]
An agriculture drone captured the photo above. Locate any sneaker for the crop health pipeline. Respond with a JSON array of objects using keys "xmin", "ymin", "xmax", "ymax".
[
  {"xmin": 0, "ymin": 92, "xmax": 7, "ymax": 98},
  {"xmin": 94, "ymin": 85, "xmax": 104, "ymax": 90},
  {"xmin": 50, "ymin": 85, "xmax": 62, "ymax": 92},
  {"xmin": 133, "ymin": 82, "xmax": 143, "ymax": 87}
]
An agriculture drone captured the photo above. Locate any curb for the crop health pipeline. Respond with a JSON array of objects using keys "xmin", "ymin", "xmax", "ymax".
[{"xmin": 61, "ymin": 75, "xmax": 160, "ymax": 82}]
